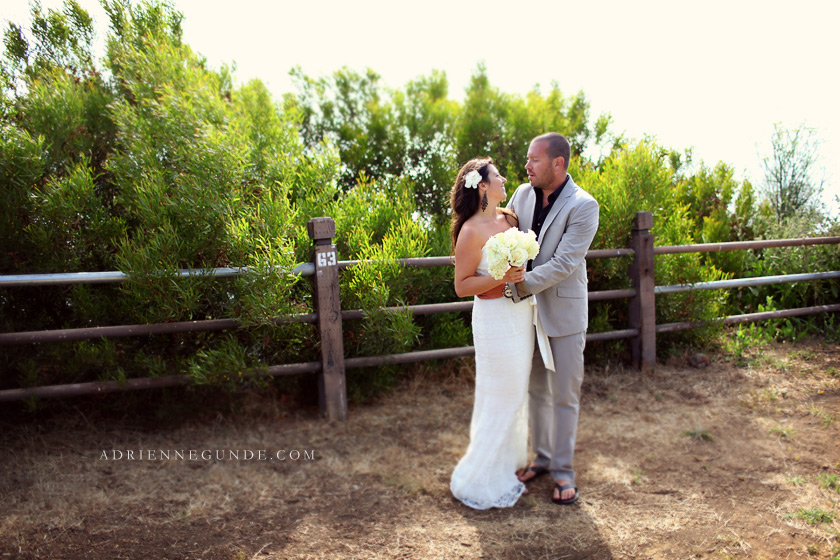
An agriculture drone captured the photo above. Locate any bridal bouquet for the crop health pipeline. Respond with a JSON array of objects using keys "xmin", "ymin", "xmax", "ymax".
[{"xmin": 485, "ymin": 227, "xmax": 540, "ymax": 280}]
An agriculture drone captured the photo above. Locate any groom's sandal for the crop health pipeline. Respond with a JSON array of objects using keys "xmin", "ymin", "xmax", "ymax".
[
  {"xmin": 517, "ymin": 465, "xmax": 549, "ymax": 483},
  {"xmin": 551, "ymin": 483, "xmax": 579, "ymax": 505}
]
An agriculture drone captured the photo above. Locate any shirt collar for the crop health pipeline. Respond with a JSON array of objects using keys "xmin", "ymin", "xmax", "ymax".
[{"xmin": 545, "ymin": 174, "xmax": 570, "ymax": 202}]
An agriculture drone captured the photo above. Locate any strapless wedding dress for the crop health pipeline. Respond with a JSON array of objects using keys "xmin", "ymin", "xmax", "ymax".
[{"xmin": 450, "ymin": 245, "xmax": 535, "ymax": 509}]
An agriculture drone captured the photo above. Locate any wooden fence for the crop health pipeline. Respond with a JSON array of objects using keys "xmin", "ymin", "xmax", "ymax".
[{"xmin": 1, "ymin": 211, "xmax": 839, "ymax": 420}]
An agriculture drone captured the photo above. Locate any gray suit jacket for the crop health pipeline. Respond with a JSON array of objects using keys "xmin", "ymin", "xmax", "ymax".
[{"xmin": 506, "ymin": 174, "xmax": 599, "ymax": 337}]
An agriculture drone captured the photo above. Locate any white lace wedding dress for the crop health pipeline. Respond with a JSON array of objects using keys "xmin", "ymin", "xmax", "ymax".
[{"xmin": 450, "ymin": 245, "xmax": 535, "ymax": 509}]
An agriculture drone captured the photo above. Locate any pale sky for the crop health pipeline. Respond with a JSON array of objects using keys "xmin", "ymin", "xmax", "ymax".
[{"xmin": 4, "ymin": 0, "xmax": 839, "ymax": 211}]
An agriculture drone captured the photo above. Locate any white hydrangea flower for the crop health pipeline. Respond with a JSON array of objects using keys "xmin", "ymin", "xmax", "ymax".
[{"xmin": 488, "ymin": 260, "xmax": 509, "ymax": 281}]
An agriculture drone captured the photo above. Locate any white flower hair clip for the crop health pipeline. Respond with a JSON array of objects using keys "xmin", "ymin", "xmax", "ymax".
[{"xmin": 464, "ymin": 169, "xmax": 481, "ymax": 189}]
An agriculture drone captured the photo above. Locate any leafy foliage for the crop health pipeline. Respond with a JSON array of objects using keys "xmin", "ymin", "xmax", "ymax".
[
  {"xmin": 1, "ymin": 1, "xmax": 837, "ymax": 406},
  {"xmin": 1, "ymin": 1, "xmax": 316, "ymax": 394}
]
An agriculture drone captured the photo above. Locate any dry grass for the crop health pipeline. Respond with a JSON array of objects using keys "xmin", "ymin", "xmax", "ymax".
[{"xmin": 1, "ymin": 338, "xmax": 839, "ymax": 559}]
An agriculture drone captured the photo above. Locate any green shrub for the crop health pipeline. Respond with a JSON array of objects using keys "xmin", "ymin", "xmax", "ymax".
[{"xmin": 2, "ymin": 0, "xmax": 837, "ymax": 409}]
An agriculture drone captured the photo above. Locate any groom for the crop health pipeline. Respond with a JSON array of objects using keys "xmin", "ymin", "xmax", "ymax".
[{"xmin": 505, "ymin": 132, "xmax": 599, "ymax": 505}]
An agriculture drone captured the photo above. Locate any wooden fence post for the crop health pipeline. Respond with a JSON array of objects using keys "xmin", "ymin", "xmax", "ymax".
[
  {"xmin": 307, "ymin": 217, "xmax": 347, "ymax": 421},
  {"xmin": 629, "ymin": 211, "xmax": 656, "ymax": 371}
]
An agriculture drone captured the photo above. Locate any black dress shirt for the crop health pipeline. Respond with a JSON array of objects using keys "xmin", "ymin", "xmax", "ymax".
[
  {"xmin": 531, "ymin": 174, "xmax": 569, "ymax": 239},
  {"xmin": 525, "ymin": 175, "xmax": 569, "ymax": 272}
]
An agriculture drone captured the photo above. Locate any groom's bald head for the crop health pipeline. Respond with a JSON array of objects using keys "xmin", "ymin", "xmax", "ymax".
[{"xmin": 532, "ymin": 133, "xmax": 571, "ymax": 171}]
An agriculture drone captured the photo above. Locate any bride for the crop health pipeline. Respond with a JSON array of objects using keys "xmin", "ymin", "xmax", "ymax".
[{"xmin": 449, "ymin": 157, "xmax": 536, "ymax": 509}]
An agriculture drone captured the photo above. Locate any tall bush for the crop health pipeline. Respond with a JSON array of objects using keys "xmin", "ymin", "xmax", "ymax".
[
  {"xmin": 577, "ymin": 142, "xmax": 736, "ymax": 352},
  {"xmin": 0, "ymin": 0, "xmax": 325, "ymax": 392}
]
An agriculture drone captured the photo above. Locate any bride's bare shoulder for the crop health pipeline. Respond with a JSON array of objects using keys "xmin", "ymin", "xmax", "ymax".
[{"xmin": 456, "ymin": 221, "xmax": 481, "ymax": 247}]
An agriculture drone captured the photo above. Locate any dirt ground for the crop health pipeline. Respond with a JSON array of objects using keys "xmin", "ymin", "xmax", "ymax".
[{"xmin": 1, "ymin": 338, "xmax": 839, "ymax": 560}]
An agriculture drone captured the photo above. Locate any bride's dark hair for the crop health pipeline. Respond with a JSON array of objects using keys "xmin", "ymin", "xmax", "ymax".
[{"xmin": 449, "ymin": 157, "xmax": 516, "ymax": 252}]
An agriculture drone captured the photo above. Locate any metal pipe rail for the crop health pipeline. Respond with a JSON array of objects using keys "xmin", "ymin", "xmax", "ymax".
[
  {"xmin": 657, "ymin": 303, "xmax": 840, "ymax": 333},
  {"xmin": 0, "ymin": 248, "xmax": 622, "ymax": 288},
  {"xmin": 336, "ymin": 247, "xmax": 633, "ymax": 271},
  {"xmin": 0, "ymin": 289, "xmax": 639, "ymax": 346},
  {"xmin": 0, "ymin": 263, "xmax": 316, "ymax": 287},
  {"xmin": 655, "ymin": 236, "xmax": 840, "ymax": 255},
  {"xmin": 656, "ymin": 271, "xmax": 840, "ymax": 295},
  {"xmin": 0, "ymin": 313, "xmax": 318, "ymax": 346},
  {"xmin": 0, "ymin": 361, "xmax": 323, "ymax": 403}
]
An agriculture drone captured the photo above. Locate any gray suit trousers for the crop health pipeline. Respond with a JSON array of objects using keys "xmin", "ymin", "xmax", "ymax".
[{"xmin": 528, "ymin": 331, "xmax": 585, "ymax": 482}]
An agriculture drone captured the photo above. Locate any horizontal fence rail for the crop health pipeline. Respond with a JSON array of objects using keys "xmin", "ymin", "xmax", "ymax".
[
  {"xmin": 655, "ymin": 237, "xmax": 840, "ymax": 255},
  {"xmin": 0, "ymin": 264, "xmax": 316, "ymax": 287},
  {"xmin": 337, "ymin": 248, "xmax": 635, "ymax": 271},
  {"xmin": 657, "ymin": 303, "xmax": 840, "ymax": 333},
  {"xmin": 0, "ymin": 313, "xmax": 319, "ymax": 346},
  {"xmin": 656, "ymin": 271, "xmax": 840, "ymax": 295},
  {"xmin": 1, "ymin": 212, "xmax": 838, "ymax": 419},
  {"xmin": 0, "ymin": 361, "xmax": 324, "ymax": 403}
]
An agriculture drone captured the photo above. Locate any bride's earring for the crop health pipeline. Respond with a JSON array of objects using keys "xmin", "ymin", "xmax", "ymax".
[{"xmin": 481, "ymin": 191, "xmax": 488, "ymax": 212}]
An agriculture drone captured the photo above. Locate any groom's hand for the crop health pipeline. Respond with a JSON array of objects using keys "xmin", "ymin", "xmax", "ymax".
[
  {"xmin": 477, "ymin": 284, "xmax": 505, "ymax": 299},
  {"xmin": 506, "ymin": 282, "xmax": 531, "ymax": 303}
]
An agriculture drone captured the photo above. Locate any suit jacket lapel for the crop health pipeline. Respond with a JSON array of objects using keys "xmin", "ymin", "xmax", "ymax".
[
  {"xmin": 538, "ymin": 177, "xmax": 576, "ymax": 244},
  {"xmin": 517, "ymin": 185, "xmax": 536, "ymax": 233}
]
